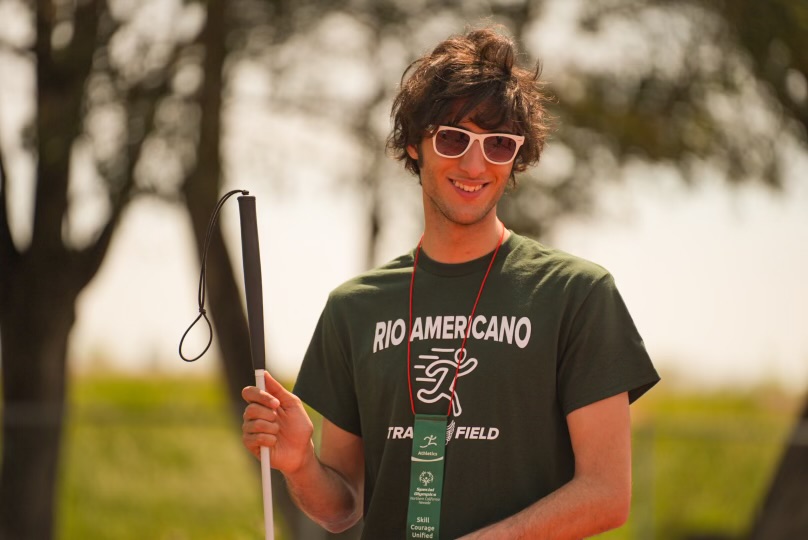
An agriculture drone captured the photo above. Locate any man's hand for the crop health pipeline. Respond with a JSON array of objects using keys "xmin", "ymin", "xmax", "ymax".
[
  {"xmin": 242, "ymin": 372, "xmax": 364, "ymax": 533},
  {"xmin": 242, "ymin": 371, "xmax": 315, "ymax": 475}
]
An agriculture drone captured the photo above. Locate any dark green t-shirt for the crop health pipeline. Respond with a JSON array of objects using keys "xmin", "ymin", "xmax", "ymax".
[{"xmin": 294, "ymin": 232, "xmax": 659, "ymax": 539}]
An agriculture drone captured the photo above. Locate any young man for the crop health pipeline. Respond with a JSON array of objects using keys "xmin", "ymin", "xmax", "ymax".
[{"xmin": 242, "ymin": 26, "xmax": 659, "ymax": 539}]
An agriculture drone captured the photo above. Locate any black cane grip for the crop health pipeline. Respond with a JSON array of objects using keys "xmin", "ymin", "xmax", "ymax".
[{"xmin": 237, "ymin": 195, "xmax": 266, "ymax": 371}]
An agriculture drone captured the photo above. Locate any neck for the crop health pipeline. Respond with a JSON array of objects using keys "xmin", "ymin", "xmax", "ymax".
[{"xmin": 420, "ymin": 214, "xmax": 508, "ymax": 264}]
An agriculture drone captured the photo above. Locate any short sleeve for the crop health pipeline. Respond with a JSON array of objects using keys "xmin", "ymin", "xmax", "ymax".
[
  {"xmin": 557, "ymin": 273, "xmax": 660, "ymax": 415},
  {"xmin": 293, "ymin": 297, "xmax": 362, "ymax": 435}
]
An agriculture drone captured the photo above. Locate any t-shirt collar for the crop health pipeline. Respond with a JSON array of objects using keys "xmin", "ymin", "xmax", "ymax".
[{"xmin": 413, "ymin": 232, "xmax": 519, "ymax": 277}]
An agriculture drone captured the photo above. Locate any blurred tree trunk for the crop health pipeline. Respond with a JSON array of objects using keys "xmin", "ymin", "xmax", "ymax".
[
  {"xmin": 183, "ymin": 0, "xmax": 359, "ymax": 537},
  {"xmin": 748, "ymin": 400, "xmax": 808, "ymax": 539},
  {"xmin": 0, "ymin": 3, "xmax": 113, "ymax": 538},
  {"xmin": 0, "ymin": 270, "xmax": 78, "ymax": 540}
]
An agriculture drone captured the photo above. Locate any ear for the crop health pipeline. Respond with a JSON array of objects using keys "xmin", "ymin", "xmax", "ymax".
[{"xmin": 406, "ymin": 144, "xmax": 419, "ymax": 160}]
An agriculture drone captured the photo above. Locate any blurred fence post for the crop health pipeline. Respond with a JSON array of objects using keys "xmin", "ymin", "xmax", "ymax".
[
  {"xmin": 748, "ymin": 402, "xmax": 808, "ymax": 539},
  {"xmin": 634, "ymin": 423, "xmax": 656, "ymax": 540}
]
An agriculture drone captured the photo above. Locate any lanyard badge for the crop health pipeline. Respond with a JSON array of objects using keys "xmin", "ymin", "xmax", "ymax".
[
  {"xmin": 403, "ymin": 224, "xmax": 505, "ymax": 539},
  {"xmin": 406, "ymin": 414, "xmax": 448, "ymax": 539}
]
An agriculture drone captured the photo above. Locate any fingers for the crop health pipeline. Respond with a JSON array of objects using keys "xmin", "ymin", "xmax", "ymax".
[
  {"xmin": 241, "ymin": 371, "xmax": 293, "ymax": 409},
  {"xmin": 240, "ymin": 372, "xmax": 312, "ymax": 467},
  {"xmin": 241, "ymin": 384, "xmax": 278, "ymax": 408},
  {"xmin": 242, "ymin": 419, "xmax": 278, "ymax": 440},
  {"xmin": 243, "ymin": 401, "xmax": 276, "ymax": 422},
  {"xmin": 242, "ymin": 405, "xmax": 279, "ymax": 458},
  {"xmin": 242, "ymin": 430, "xmax": 277, "ymax": 459},
  {"xmin": 242, "ymin": 414, "xmax": 279, "ymax": 438}
]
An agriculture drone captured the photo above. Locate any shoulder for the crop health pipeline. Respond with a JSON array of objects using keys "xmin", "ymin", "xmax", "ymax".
[
  {"xmin": 326, "ymin": 252, "xmax": 414, "ymax": 307},
  {"xmin": 505, "ymin": 233, "xmax": 613, "ymax": 290}
]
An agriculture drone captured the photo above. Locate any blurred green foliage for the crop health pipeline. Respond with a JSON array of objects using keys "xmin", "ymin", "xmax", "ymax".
[
  {"xmin": 603, "ymin": 388, "xmax": 799, "ymax": 540},
  {"xmin": 54, "ymin": 376, "xmax": 800, "ymax": 540},
  {"xmin": 57, "ymin": 376, "xmax": 265, "ymax": 540}
]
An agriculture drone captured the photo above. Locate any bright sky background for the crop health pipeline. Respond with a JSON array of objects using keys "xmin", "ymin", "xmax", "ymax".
[{"xmin": 63, "ymin": 150, "xmax": 808, "ymax": 392}]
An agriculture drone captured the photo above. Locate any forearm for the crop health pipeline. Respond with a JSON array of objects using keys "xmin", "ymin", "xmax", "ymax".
[
  {"xmin": 460, "ymin": 474, "xmax": 629, "ymax": 539},
  {"xmin": 463, "ymin": 394, "xmax": 633, "ymax": 539},
  {"xmin": 283, "ymin": 442, "xmax": 363, "ymax": 533}
]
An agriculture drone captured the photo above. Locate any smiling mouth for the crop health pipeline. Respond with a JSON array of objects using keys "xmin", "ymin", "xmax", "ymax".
[{"xmin": 452, "ymin": 179, "xmax": 484, "ymax": 193}]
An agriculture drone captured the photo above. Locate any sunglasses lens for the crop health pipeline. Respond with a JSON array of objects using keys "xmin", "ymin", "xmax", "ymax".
[
  {"xmin": 483, "ymin": 136, "xmax": 518, "ymax": 163},
  {"xmin": 435, "ymin": 129, "xmax": 471, "ymax": 157}
]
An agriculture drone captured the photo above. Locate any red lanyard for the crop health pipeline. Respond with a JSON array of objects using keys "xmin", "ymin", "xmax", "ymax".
[{"xmin": 406, "ymin": 224, "xmax": 506, "ymax": 416}]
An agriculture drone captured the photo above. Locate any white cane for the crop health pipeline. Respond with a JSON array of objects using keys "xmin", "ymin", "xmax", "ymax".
[
  {"xmin": 238, "ymin": 195, "xmax": 275, "ymax": 540},
  {"xmin": 179, "ymin": 189, "xmax": 274, "ymax": 540}
]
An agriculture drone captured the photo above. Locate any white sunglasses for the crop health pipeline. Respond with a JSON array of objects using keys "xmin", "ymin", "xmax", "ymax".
[{"xmin": 432, "ymin": 125, "xmax": 525, "ymax": 165}]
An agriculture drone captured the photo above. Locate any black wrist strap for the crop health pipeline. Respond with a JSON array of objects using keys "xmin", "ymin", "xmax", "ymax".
[{"xmin": 179, "ymin": 189, "xmax": 249, "ymax": 362}]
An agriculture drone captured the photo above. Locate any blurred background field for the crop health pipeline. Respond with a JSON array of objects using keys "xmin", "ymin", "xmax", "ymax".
[
  {"xmin": 54, "ymin": 374, "xmax": 802, "ymax": 540},
  {"xmin": 57, "ymin": 375, "xmax": 263, "ymax": 540}
]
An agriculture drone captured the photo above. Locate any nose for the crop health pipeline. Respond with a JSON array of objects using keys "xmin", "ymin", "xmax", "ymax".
[{"xmin": 458, "ymin": 140, "xmax": 487, "ymax": 178}]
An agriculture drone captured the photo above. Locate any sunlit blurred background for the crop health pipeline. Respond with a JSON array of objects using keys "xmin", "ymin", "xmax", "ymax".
[{"xmin": 1, "ymin": 1, "xmax": 806, "ymax": 539}]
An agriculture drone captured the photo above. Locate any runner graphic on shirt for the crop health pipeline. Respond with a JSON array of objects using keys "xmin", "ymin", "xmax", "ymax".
[{"xmin": 413, "ymin": 347, "xmax": 478, "ymax": 418}]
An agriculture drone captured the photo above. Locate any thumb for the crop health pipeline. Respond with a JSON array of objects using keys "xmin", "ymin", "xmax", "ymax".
[{"xmin": 261, "ymin": 370, "xmax": 294, "ymax": 402}]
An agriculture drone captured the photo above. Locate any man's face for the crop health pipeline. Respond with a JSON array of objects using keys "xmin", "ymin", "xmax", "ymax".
[{"xmin": 407, "ymin": 118, "xmax": 515, "ymax": 228}]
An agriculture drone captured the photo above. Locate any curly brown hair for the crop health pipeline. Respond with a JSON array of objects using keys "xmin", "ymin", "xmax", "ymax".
[{"xmin": 388, "ymin": 26, "xmax": 552, "ymax": 179}]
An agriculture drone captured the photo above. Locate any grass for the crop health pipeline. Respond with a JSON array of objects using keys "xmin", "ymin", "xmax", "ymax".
[
  {"xmin": 600, "ymin": 387, "xmax": 801, "ymax": 540},
  {"xmin": 58, "ymin": 375, "xmax": 265, "ymax": 540},
  {"xmin": 54, "ymin": 375, "xmax": 803, "ymax": 539}
]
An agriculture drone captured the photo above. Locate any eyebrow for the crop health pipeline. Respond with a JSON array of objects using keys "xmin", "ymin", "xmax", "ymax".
[{"xmin": 441, "ymin": 124, "xmax": 519, "ymax": 136}]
